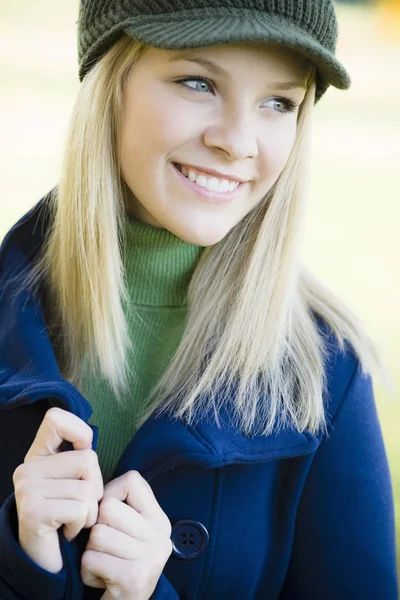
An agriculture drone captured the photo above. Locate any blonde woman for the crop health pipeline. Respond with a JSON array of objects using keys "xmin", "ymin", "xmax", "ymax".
[{"xmin": 0, "ymin": 1, "xmax": 397, "ymax": 599}]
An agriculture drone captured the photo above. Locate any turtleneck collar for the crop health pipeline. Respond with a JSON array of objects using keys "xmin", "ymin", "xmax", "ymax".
[{"xmin": 121, "ymin": 217, "xmax": 204, "ymax": 307}]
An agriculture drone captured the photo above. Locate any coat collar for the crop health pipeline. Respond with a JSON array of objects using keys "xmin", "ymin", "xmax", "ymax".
[
  {"xmin": 0, "ymin": 198, "xmax": 320, "ymax": 482},
  {"xmin": 113, "ymin": 407, "xmax": 320, "ymax": 483}
]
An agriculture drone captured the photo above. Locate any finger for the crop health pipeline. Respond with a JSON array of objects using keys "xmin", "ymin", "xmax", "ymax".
[
  {"xmin": 86, "ymin": 523, "xmax": 143, "ymax": 560},
  {"xmin": 81, "ymin": 550, "xmax": 126, "ymax": 588},
  {"xmin": 38, "ymin": 479, "xmax": 99, "ymax": 528},
  {"xmin": 25, "ymin": 407, "xmax": 93, "ymax": 460},
  {"xmin": 103, "ymin": 471, "xmax": 169, "ymax": 533},
  {"xmin": 20, "ymin": 497, "xmax": 89, "ymax": 542},
  {"xmin": 82, "ymin": 548, "xmax": 168, "ymax": 596},
  {"xmin": 20, "ymin": 449, "xmax": 103, "ymax": 501},
  {"xmin": 97, "ymin": 497, "xmax": 150, "ymax": 541},
  {"xmin": 62, "ymin": 500, "xmax": 91, "ymax": 541},
  {"xmin": 81, "ymin": 552, "xmax": 107, "ymax": 589}
]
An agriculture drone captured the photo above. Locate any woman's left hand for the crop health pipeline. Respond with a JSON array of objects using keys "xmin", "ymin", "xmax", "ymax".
[{"xmin": 81, "ymin": 470, "xmax": 173, "ymax": 600}]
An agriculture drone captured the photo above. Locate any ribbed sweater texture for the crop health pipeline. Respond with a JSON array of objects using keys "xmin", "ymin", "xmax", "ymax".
[{"xmin": 80, "ymin": 217, "xmax": 203, "ymax": 483}]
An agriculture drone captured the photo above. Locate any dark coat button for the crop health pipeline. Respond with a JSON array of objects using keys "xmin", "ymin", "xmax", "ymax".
[{"xmin": 171, "ymin": 519, "xmax": 209, "ymax": 560}]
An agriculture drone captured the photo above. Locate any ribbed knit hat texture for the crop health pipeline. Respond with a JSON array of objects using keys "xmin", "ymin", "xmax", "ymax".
[{"xmin": 78, "ymin": 0, "xmax": 351, "ymax": 102}]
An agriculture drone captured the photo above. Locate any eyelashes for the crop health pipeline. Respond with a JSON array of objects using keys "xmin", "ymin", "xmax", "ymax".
[{"xmin": 175, "ymin": 76, "xmax": 298, "ymax": 114}]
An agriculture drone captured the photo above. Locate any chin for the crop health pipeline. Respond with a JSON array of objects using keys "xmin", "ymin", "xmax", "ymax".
[{"xmin": 175, "ymin": 225, "xmax": 230, "ymax": 247}]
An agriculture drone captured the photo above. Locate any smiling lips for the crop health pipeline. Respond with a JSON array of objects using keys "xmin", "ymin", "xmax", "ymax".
[
  {"xmin": 173, "ymin": 162, "xmax": 242, "ymax": 205},
  {"xmin": 175, "ymin": 163, "xmax": 241, "ymax": 193}
]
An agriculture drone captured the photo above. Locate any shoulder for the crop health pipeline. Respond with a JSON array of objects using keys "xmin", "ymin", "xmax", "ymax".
[
  {"xmin": 0, "ymin": 194, "xmax": 52, "ymax": 277},
  {"xmin": 313, "ymin": 312, "xmax": 367, "ymax": 431}
]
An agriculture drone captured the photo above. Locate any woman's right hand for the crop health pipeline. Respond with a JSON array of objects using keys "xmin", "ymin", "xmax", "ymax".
[{"xmin": 12, "ymin": 407, "xmax": 104, "ymax": 574}]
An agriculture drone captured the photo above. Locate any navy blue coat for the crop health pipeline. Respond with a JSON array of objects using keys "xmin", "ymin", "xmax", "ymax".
[{"xmin": 0, "ymin": 199, "xmax": 397, "ymax": 599}]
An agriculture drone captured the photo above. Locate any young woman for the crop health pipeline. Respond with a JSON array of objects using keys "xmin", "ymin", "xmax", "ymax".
[{"xmin": 0, "ymin": 1, "xmax": 397, "ymax": 599}]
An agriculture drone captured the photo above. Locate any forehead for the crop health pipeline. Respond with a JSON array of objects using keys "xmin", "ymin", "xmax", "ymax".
[{"xmin": 145, "ymin": 42, "xmax": 312, "ymax": 82}]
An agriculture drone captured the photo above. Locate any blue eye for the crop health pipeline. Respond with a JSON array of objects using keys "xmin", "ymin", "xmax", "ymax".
[
  {"xmin": 176, "ymin": 76, "xmax": 298, "ymax": 114},
  {"xmin": 177, "ymin": 76, "xmax": 214, "ymax": 94},
  {"xmin": 263, "ymin": 97, "xmax": 297, "ymax": 114}
]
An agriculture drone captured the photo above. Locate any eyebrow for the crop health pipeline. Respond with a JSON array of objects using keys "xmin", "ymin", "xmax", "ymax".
[{"xmin": 167, "ymin": 54, "xmax": 306, "ymax": 90}]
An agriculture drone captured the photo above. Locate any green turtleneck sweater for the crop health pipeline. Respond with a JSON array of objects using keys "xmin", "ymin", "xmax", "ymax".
[{"xmin": 79, "ymin": 217, "xmax": 203, "ymax": 483}]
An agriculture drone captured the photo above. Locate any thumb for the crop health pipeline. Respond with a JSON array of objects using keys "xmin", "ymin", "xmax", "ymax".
[{"xmin": 25, "ymin": 407, "xmax": 93, "ymax": 462}]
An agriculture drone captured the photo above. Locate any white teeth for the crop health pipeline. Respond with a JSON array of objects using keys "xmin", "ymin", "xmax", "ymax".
[
  {"xmin": 196, "ymin": 174, "xmax": 208, "ymax": 188},
  {"xmin": 227, "ymin": 181, "xmax": 237, "ymax": 192},
  {"xmin": 219, "ymin": 179, "xmax": 231, "ymax": 192},
  {"xmin": 188, "ymin": 169, "xmax": 197, "ymax": 182},
  {"xmin": 179, "ymin": 164, "xmax": 240, "ymax": 193}
]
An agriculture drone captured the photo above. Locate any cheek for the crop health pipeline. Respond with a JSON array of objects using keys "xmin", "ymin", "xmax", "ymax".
[
  {"xmin": 257, "ymin": 120, "xmax": 297, "ymax": 188},
  {"xmin": 122, "ymin": 89, "xmax": 197, "ymax": 162}
]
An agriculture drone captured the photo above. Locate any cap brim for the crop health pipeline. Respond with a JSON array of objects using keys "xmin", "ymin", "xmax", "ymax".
[{"xmin": 122, "ymin": 11, "xmax": 351, "ymax": 99}]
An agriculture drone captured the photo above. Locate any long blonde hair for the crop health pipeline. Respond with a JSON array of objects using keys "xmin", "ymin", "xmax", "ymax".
[{"xmin": 30, "ymin": 35, "xmax": 387, "ymax": 437}]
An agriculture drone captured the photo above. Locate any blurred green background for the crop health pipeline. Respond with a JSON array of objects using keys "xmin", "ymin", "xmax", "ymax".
[{"xmin": 1, "ymin": 0, "xmax": 399, "ymax": 576}]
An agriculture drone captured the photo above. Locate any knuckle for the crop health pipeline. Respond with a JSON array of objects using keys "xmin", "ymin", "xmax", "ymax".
[
  {"xmin": 81, "ymin": 549, "xmax": 96, "ymax": 572},
  {"xmin": 123, "ymin": 470, "xmax": 147, "ymax": 490},
  {"xmin": 89, "ymin": 523, "xmax": 105, "ymax": 548},
  {"xmin": 77, "ymin": 479, "xmax": 93, "ymax": 502},
  {"xmin": 82, "ymin": 448, "xmax": 98, "ymax": 467},
  {"xmin": 67, "ymin": 499, "xmax": 89, "ymax": 528},
  {"xmin": 79, "ymin": 449, "xmax": 99, "ymax": 476},
  {"xmin": 45, "ymin": 406, "xmax": 63, "ymax": 426},
  {"xmin": 154, "ymin": 514, "xmax": 172, "ymax": 538},
  {"xmin": 125, "ymin": 469, "xmax": 141, "ymax": 488},
  {"xmin": 74, "ymin": 482, "xmax": 96, "ymax": 522},
  {"xmin": 76, "ymin": 500, "xmax": 90, "ymax": 520},
  {"xmin": 162, "ymin": 516, "xmax": 172, "ymax": 538},
  {"xmin": 99, "ymin": 496, "xmax": 116, "ymax": 521},
  {"xmin": 18, "ymin": 495, "xmax": 40, "ymax": 529},
  {"xmin": 85, "ymin": 507, "xmax": 98, "ymax": 530},
  {"xmin": 13, "ymin": 479, "xmax": 32, "ymax": 502},
  {"xmin": 12, "ymin": 463, "xmax": 27, "ymax": 487}
]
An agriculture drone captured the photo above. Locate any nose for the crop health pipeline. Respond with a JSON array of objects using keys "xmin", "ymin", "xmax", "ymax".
[{"xmin": 203, "ymin": 107, "xmax": 259, "ymax": 162}]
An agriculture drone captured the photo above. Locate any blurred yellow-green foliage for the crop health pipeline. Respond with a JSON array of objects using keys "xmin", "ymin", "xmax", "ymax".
[{"xmin": 0, "ymin": 0, "xmax": 399, "ymax": 575}]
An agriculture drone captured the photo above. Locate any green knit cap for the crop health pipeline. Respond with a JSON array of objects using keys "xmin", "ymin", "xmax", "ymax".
[{"xmin": 77, "ymin": 0, "xmax": 351, "ymax": 102}]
